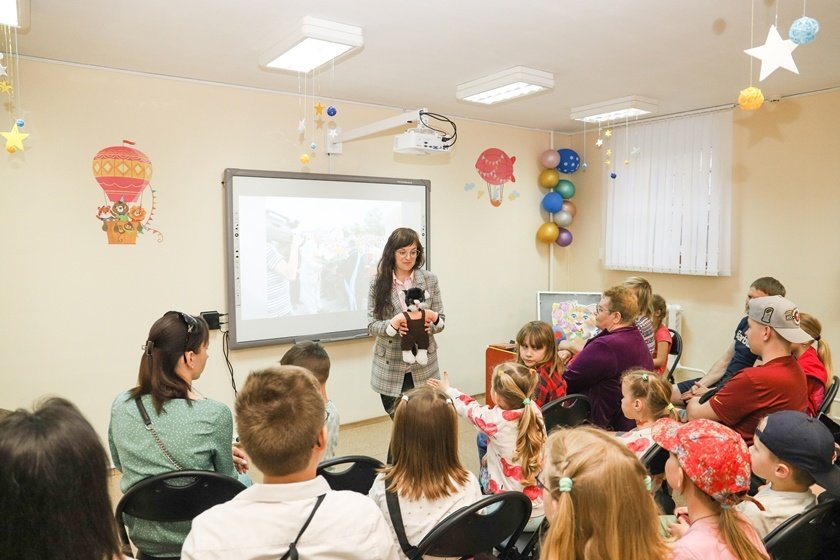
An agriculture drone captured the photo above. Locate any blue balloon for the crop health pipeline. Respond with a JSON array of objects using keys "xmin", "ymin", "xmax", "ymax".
[
  {"xmin": 556, "ymin": 149, "xmax": 581, "ymax": 174},
  {"xmin": 542, "ymin": 192, "xmax": 564, "ymax": 213}
]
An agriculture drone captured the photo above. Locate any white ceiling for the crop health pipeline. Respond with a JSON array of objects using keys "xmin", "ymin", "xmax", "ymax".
[{"xmin": 14, "ymin": 0, "xmax": 840, "ymax": 133}]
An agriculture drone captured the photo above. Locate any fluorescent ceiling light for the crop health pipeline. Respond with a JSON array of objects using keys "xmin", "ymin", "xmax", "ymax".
[
  {"xmin": 570, "ymin": 96, "xmax": 658, "ymax": 123},
  {"xmin": 456, "ymin": 66, "xmax": 554, "ymax": 105},
  {"xmin": 0, "ymin": 0, "xmax": 28, "ymax": 29},
  {"xmin": 261, "ymin": 16, "xmax": 363, "ymax": 73}
]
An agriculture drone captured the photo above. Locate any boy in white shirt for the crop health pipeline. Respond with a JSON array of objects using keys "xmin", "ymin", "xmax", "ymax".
[
  {"xmin": 182, "ymin": 365, "xmax": 398, "ymax": 560},
  {"xmin": 739, "ymin": 410, "xmax": 840, "ymax": 537}
]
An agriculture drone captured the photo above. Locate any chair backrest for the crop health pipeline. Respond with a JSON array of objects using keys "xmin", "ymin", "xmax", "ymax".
[
  {"xmin": 541, "ymin": 393, "xmax": 591, "ymax": 433},
  {"xmin": 316, "ymin": 455, "xmax": 384, "ymax": 494},
  {"xmin": 413, "ymin": 491, "xmax": 532, "ymax": 560},
  {"xmin": 763, "ymin": 497, "xmax": 840, "ymax": 560},
  {"xmin": 667, "ymin": 329, "xmax": 683, "ymax": 383},
  {"xmin": 818, "ymin": 376, "xmax": 839, "ymax": 416},
  {"xmin": 640, "ymin": 443, "xmax": 669, "ymax": 476},
  {"xmin": 114, "ymin": 470, "xmax": 246, "ymax": 550}
]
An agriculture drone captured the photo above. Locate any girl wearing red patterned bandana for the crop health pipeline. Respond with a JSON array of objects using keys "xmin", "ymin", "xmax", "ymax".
[{"xmin": 653, "ymin": 418, "xmax": 769, "ymax": 560}]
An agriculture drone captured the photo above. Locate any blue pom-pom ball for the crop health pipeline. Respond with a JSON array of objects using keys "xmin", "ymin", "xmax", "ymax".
[
  {"xmin": 310, "ymin": 142, "xmax": 317, "ymax": 150},
  {"xmin": 15, "ymin": 118, "xmax": 24, "ymax": 127},
  {"xmin": 541, "ymin": 192, "xmax": 564, "ymax": 214},
  {"xmin": 326, "ymin": 106, "xmax": 337, "ymax": 117},
  {"xmin": 610, "ymin": 172, "xmax": 617, "ymax": 179},
  {"xmin": 556, "ymin": 149, "xmax": 581, "ymax": 174},
  {"xmin": 789, "ymin": 17, "xmax": 819, "ymax": 45}
]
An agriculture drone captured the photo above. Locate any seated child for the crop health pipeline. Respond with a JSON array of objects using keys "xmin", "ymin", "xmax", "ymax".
[
  {"xmin": 651, "ymin": 294, "xmax": 673, "ymax": 375},
  {"xmin": 182, "ymin": 365, "xmax": 398, "ymax": 560},
  {"xmin": 515, "ymin": 320, "xmax": 567, "ymax": 407},
  {"xmin": 739, "ymin": 410, "xmax": 840, "ymax": 537},
  {"xmin": 429, "ymin": 363, "xmax": 546, "ymax": 532},
  {"xmin": 617, "ymin": 369, "xmax": 679, "ymax": 458},
  {"xmin": 540, "ymin": 426, "xmax": 670, "ymax": 560},
  {"xmin": 281, "ymin": 341, "xmax": 340, "ymax": 460},
  {"xmin": 368, "ymin": 386, "xmax": 482, "ymax": 558},
  {"xmin": 652, "ymin": 418, "xmax": 769, "ymax": 560}
]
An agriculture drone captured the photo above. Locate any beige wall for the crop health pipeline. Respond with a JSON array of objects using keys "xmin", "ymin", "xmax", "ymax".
[
  {"xmin": 3, "ymin": 59, "xmax": 837, "ymax": 446},
  {"xmin": 556, "ymin": 90, "xmax": 840, "ymax": 392},
  {"xmin": 0, "ymin": 59, "xmax": 561, "ymax": 443}
]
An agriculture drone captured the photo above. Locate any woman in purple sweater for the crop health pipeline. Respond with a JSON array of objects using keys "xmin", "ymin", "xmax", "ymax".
[{"xmin": 563, "ymin": 285, "xmax": 654, "ymax": 431}]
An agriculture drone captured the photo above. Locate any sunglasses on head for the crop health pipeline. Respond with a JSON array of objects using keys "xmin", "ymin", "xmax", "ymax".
[{"xmin": 168, "ymin": 311, "xmax": 198, "ymax": 352}]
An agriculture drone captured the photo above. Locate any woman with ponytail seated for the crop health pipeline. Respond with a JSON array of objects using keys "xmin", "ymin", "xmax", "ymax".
[
  {"xmin": 539, "ymin": 426, "xmax": 669, "ymax": 560},
  {"xmin": 108, "ymin": 311, "xmax": 249, "ymax": 560}
]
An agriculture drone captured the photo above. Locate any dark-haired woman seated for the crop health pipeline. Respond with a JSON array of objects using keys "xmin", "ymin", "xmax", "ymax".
[{"xmin": 108, "ymin": 311, "xmax": 249, "ymax": 560}]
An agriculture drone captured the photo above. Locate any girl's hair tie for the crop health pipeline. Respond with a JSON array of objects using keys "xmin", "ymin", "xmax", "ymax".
[
  {"xmin": 641, "ymin": 373, "xmax": 649, "ymax": 381},
  {"xmin": 644, "ymin": 475, "xmax": 652, "ymax": 492},
  {"xmin": 401, "ymin": 394, "xmax": 409, "ymax": 402},
  {"xmin": 522, "ymin": 398, "xmax": 532, "ymax": 406},
  {"xmin": 558, "ymin": 477, "xmax": 573, "ymax": 493},
  {"xmin": 666, "ymin": 403, "xmax": 675, "ymax": 411}
]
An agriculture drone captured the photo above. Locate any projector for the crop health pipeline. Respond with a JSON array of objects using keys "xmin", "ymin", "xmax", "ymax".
[{"xmin": 393, "ymin": 127, "xmax": 451, "ymax": 155}]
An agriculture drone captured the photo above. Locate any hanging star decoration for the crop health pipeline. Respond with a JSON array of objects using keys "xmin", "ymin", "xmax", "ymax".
[
  {"xmin": 744, "ymin": 25, "xmax": 798, "ymax": 81},
  {"xmin": 595, "ymin": 138, "xmax": 604, "ymax": 147},
  {"xmin": 327, "ymin": 127, "xmax": 339, "ymax": 140},
  {"xmin": 2, "ymin": 124, "xmax": 30, "ymax": 152},
  {"xmin": 631, "ymin": 146, "xmax": 641, "ymax": 155},
  {"xmin": 314, "ymin": 102, "xmax": 325, "ymax": 116},
  {"xmin": 606, "ymin": 148, "xmax": 612, "ymax": 156},
  {"xmin": 298, "ymin": 119, "xmax": 306, "ymax": 134},
  {"xmin": 0, "ymin": 63, "xmax": 7, "ymax": 78},
  {"xmin": 0, "ymin": 81, "xmax": 11, "ymax": 94},
  {"xmin": 604, "ymin": 129, "xmax": 613, "ymax": 138}
]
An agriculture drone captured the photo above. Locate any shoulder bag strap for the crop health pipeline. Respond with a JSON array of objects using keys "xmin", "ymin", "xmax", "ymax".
[
  {"xmin": 134, "ymin": 397, "xmax": 184, "ymax": 471},
  {"xmin": 385, "ymin": 479, "xmax": 421, "ymax": 559},
  {"xmin": 280, "ymin": 493, "xmax": 326, "ymax": 560}
]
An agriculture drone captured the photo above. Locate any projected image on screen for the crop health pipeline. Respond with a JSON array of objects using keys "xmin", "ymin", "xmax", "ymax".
[
  {"xmin": 225, "ymin": 170, "xmax": 429, "ymax": 348},
  {"xmin": 238, "ymin": 196, "xmax": 399, "ymax": 320}
]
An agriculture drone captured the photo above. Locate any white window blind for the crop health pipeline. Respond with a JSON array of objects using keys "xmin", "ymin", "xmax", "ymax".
[{"xmin": 602, "ymin": 111, "xmax": 732, "ymax": 276}]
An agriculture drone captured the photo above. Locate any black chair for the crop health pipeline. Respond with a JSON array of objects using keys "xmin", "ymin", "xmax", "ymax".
[
  {"xmin": 818, "ymin": 376, "xmax": 839, "ymax": 416},
  {"xmin": 541, "ymin": 393, "xmax": 591, "ymax": 433},
  {"xmin": 666, "ymin": 328, "xmax": 683, "ymax": 383},
  {"xmin": 411, "ymin": 491, "xmax": 531, "ymax": 560},
  {"xmin": 316, "ymin": 455, "xmax": 384, "ymax": 494},
  {"xmin": 640, "ymin": 444, "xmax": 669, "ymax": 476},
  {"xmin": 115, "ymin": 470, "xmax": 247, "ymax": 557},
  {"xmin": 763, "ymin": 497, "xmax": 840, "ymax": 560}
]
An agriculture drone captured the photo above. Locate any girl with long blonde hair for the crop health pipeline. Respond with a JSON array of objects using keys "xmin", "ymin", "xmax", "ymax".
[
  {"xmin": 429, "ymin": 363, "xmax": 547, "ymax": 531},
  {"xmin": 617, "ymin": 369, "xmax": 680, "ymax": 458},
  {"xmin": 540, "ymin": 426, "xmax": 669, "ymax": 560}
]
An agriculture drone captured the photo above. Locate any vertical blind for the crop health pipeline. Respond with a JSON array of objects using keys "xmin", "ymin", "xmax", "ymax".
[{"xmin": 602, "ymin": 111, "xmax": 732, "ymax": 276}]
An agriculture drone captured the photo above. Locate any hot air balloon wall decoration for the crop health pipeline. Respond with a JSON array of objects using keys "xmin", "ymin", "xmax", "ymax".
[
  {"xmin": 92, "ymin": 140, "xmax": 163, "ymax": 245},
  {"xmin": 474, "ymin": 147, "xmax": 517, "ymax": 207}
]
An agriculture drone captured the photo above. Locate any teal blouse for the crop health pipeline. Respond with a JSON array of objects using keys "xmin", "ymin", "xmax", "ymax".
[{"xmin": 108, "ymin": 390, "xmax": 238, "ymax": 557}]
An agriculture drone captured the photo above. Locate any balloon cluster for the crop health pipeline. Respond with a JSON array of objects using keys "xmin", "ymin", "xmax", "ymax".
[{"xmin": 536, "ymin": 148, "xmax": 580, "ymax": 247}]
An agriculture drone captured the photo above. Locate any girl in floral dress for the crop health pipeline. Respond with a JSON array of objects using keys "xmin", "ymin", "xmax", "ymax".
[
  {"xmin": 616, "ymin": 369, "xmax": 679, "ymax": 458},
  {"xmin": 429, "ymin": 362, "xmax": 546, "ymax": 531}
]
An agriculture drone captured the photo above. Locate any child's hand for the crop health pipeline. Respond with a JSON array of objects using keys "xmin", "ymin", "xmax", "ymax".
[
  {"xmin": 668, "ymin": 513, "xmax": 690, "ymax": 540},
  {"xmin": 232, "ymin": 446, "xmax": 250, "ymax": 474},
  {"xmin": 427, "ymin": 371, "xmax": 450, "ymax": 392}
]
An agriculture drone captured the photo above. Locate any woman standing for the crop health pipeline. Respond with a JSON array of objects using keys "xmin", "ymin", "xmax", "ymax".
[
  {"xmin": 368, "ymin": 228, "xmax": 445, "ymax": 416},
  {"xmin": 108, "ymin": 311, "xmax": 248, "ymax": 560}
]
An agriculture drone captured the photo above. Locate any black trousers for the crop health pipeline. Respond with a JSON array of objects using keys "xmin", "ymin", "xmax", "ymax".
[{"xmin": 379, "ymin": 372, "xmax": 415, "ymax": 419}]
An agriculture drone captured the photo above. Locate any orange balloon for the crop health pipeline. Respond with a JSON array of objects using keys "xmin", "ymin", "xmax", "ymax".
[
  {"xmin": 536, "ymin": 222, "xmax": 560, "ymax": 243},
  {"xmin": 538, "ymin": 168, "xmax": 561, "ymax": 189}
]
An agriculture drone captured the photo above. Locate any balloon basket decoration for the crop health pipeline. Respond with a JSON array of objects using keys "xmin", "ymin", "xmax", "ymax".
[
  {"xmin": 92, "ymin": 140, "xmax": 163, "ymax": 245},
  {"xmin": 536, "ymin": 148, "xmax": 580, "ymax": 248}
]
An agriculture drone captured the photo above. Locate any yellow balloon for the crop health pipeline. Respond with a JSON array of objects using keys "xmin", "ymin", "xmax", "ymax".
[
  {"xmin": 536, "ymin": 222, "xmax": 560, "ymax": 243},
  {"xmin": 538, "ymin": 168, "xmax": 561, "ymax": 189}
]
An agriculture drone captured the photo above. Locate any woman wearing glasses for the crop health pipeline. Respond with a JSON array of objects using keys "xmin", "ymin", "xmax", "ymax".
[
  {"xmin": 108, "ymin": 311, "xmax": 249, "ymax": 560},
  {"xmin": 368, "ymin": 228, "xmax": 445, "ymax": 417}
]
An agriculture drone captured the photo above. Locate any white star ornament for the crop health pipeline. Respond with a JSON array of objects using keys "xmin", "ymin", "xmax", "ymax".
[{"xmin": 744, "ymin": 25, "xmax": 798, "ymax": 82}]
